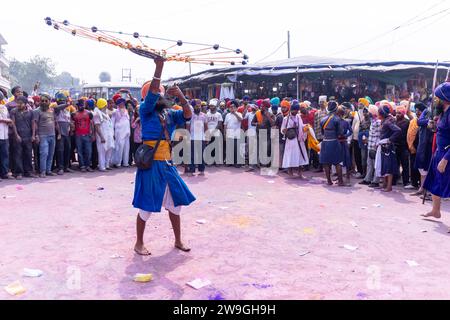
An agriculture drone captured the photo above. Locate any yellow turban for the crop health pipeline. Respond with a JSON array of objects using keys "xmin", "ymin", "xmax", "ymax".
[
  {"xmin": 358, "ymin": 98, "xmax": 370, "ymax": 107},
  {"xmin": 97, "ymin": 98, "xmax": 108, "ymax": 109}
]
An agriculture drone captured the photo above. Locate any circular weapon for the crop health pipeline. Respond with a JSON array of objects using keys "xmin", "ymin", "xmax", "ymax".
[{"xmin": 44, "ymin": 17, "xmax": 249, "ymax": 66}]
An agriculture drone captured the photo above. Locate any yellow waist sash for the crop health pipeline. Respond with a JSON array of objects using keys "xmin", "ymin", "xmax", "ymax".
[{"xmin": 143, "ymin": 140, "xmax": 171, "ymax": 161}]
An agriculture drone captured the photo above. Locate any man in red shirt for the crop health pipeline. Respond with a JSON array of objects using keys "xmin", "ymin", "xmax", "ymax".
[{"xmin": 72, "ymin": 99, "xmax": 94, "ymax": 172}]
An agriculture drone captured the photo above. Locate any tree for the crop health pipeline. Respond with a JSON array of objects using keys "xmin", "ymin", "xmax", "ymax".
[
  {"xmin": 99, "ymin": 72, "xmax": 111, "ymax": 82},
  {"xmin": 9, "ymin": 55, "xmax": 81, "ymax": 94},
  {"xmin": 9, "ymin": 55, "xmax": 56, "ymax": 92},
  {"xmin": 53, "ymin": 71, "xmax": 80, "ymax": 89}
]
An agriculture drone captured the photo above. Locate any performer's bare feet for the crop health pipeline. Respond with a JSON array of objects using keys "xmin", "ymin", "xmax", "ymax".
[
  {"xmin": 421, "ymin": 211, "xmax": 441, "ymax": 219},
  {"xmin": 381, "ymin": 188, "xmax": 392, "ymax": 193},
  {"xmin": 134, "ymin": 243, "xmax": 151, "ymax": 256},
  {"xmin": 175, "ymin": 242, "xmax": 191, "ymax": 252}
]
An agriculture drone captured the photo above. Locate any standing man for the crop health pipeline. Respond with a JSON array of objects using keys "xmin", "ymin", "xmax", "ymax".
[
  {"xmin": 72, "ymin": 99, "xmax": 94, "ymax": 172},
  {"xmin": 251, "ymin": 99, "xmax": 275, "ymax": 168},
  {"xmin": 360, "ymin": 105, "xmax": 381, "ymax": 188},
  {"xmin": 10, "ymin": 96, "xmax": 36, "ymax": 179},
  {"xmin": 93, "ymin": 98, "xmax": 115, "ymax": 172},
  {"xmin": 206, "ymin": 99, "xmax": 223, "ymax": 166},
  {"xmin": 32, "ymin": 93, "xmax": 60, "ymax": 178},
  {"xmin": 54, "ymin": 92, "xmax": 74, "ymax": 175},
  {"xmin": 352, "ymin": 98, "xmax": 371, "ymax": 178},
  {"xmin": 394, "ymin": 105, "xmax": 412, "ymax": 189},
  {"xmin": 111, "ymin": 97, "xmax": 131, "ymax": 168},
  {"xmin": 224, "ymin": 101, "xmax": 243, "ymax": 168},
  {"xmin": 187, "ymin": 99, "xmax": 208, "ymax": 176},
  {"xmin": 133, "ymin": 58, "xmax": 195, "ymax": 256},
  {"xmin": 0, "ymin": 100, "xmax": 12, "ymax": 181}
]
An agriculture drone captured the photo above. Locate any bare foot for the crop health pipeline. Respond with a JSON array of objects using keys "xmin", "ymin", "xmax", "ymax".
[
  {"xmin": 421, "ymin": 211, "xmax": 441, "ymax": 219},
  {"xmin": 381, "ymin": 188, "xmax": 392, "ymax": 193},
  {"xmin": 134, "ymin": 244, "xmax": 151, "ymax": 256},
  {"xmin": 175, "ymin": 242, "xmax": 191, "ymax": 252}
]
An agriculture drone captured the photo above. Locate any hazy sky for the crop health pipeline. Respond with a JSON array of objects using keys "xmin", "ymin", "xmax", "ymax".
[{"xmin": 1, "ymin": 0, "xmax": 449, "ymax": 84}]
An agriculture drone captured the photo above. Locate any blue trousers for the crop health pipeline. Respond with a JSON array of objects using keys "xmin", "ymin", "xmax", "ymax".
[
  {"xmin": 75, "ymin": 135, "xmax": 92, "ymax": 169},
  {"xmin": 39, "ymin": 135, "xmax": 56, "ymax": 174},
  {"xmin": 0, "ymin": 139, "xmax": 9, "ymax": 177}
]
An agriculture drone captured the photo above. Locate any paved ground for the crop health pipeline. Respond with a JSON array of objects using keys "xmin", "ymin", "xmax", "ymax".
[{"xmin": 0, "ymin": 166, "xmax": 449, "ymax": 300}]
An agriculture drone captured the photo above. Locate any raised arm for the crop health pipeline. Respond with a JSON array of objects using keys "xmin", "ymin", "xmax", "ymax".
[{"xmin": 140, "ymin": 59, "xmax": 165, "ymax": 115}]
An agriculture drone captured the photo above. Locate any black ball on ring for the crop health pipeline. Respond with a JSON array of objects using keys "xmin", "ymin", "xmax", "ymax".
[
  {"xmin": 235, "ymin": 49, "xmax": 242, "ymax": 54},
  {"xmin": 177, "ymin": 40, "xmax": 183, "ymax": 46},
  {"xmin": 231, "ymin": 62, "xmax": 235, "ymax": 66},
  {"xmin": 133, "ymin": 32, "xmax": 139, "ymax": 38},
  {"xmin": 243, "ymin": 54, "xmax": 249, "ymax": 60},
  {"xmin": 45, "ymin": 17, "xmax": 51, "ymax": 22},
  {"xmin": 242, "ymin": 61, "xmax": 247, "ymax": 65},
  {"xmin": 71, "ymin": 30, "xmax": 77, "ymax": 36},
  {"xmin": 63, "ymin": 20, "xmax": 69, "ymax": 26},
  {"xmin": 54, "ymin": 24, "xmax": 60, "ymax": 30},
  {"xmin": 91, "ymin": 26, "xmax": 98, "ymax": 33},
  {"xmin": 46, "ymin": 20, "xmax": 52, "ymax": 26},
  {"xmin": 210, "ymin": 62, "xmax": 215, "ymax": 66},
  {"xmin": 213, "ymin": 44, "xmax": 219, "ymax": 50}
]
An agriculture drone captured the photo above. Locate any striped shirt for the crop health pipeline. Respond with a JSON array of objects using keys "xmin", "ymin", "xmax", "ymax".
[{"xmin": 368, "ymin": 118, "xmax": 382, "ymax": 151}]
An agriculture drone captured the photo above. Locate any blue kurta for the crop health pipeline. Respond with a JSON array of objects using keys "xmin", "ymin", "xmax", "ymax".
[
  {"xmin": 424, "ymin": 107, "xmax": 450, "ymax": 198},
  {"xmin": 415, "ymin": 109, "xmax": 434, "ymax": 171},
  {"xmin": 339, "ymin": 118, "xmax": 353, "ymax": 170},
  {"xmin": 319, "ymin": 114, "xmax": 343, "ymax": 165},
  {"xmin": 132, "ymin": 92, "xmax": 196, "ymax": 212}
]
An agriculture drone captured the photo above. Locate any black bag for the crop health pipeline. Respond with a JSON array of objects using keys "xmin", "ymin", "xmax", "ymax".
[
  {"xmin": 369, "ymin": 149, "xmax": 376, "ymax": 160},
  {"xmin": 134, "ymin": 126, "xmax": 165, "ymax": 170},
  {"xmin": 286, "ymin": 128, "xmax": 297, "ymax": 140}
]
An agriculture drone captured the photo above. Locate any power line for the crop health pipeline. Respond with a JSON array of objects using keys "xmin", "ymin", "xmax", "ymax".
[
  {"xmin": 328, "ymin": 1, "xmax": 449, "ymax": 57},
  {"xmin": 255, "ymin": 41, "xmax": 287, "ymax": 64}
]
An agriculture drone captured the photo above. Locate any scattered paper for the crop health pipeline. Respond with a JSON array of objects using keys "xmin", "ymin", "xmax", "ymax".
[
  {"xmin": 421, "ymin": 230, "xmax": 428, "ymax": 233},
  {"xmin": 110, "ymin": 254, "xmax": 124, "ymax": 259},
  {"xmin": 97, "ymin": 187, "xmax": 105, "ymax": 191},
  {"xmin": 343, "ymin": 245, "xmax": 358, "ymax": 251},
  {"xmin": 187, "ymin": 279, "xmax": 212, "ymax": 290},
  {"xmin": 267, "ymin": 180, "xmax": 275, "ymax": 184},
  {"xmin": 23, "ymin": 268, "xmax": 43, "ymax": 278},
  {"xmin": 303, "ymin": 228, "xmax": 315, "ymax": 235},
  {"xmin": 373, "ymin": 204, "xmax": 383, "ymax": 208},
  {"xmin": 196, "ymin": 219, "xmax": 207, "ymax": 225},
  {"xmin": 2, "ymin": 195, "xmax": 16, "ymax": 199},
  {"xmin": 246, "ymin": 192, "xmax": 254, "ymax": 197},
  {"xmin": 133, "ymin": 273, "xmax": 153, "ymax": 283},
  {"xmin": 406, "ymin": 260, "xmax": 419, "ymax": 267},
  {"xmin": 350, "ymin": 221, "xmax": 358, "ymax": 228},
  {"xmin": 218, "ymin": 207, "xmax": 229, "ymax": 210},
  {"xmin": 299, "ymin": 251, "xmax": 311, "ymax": 257},
  {"xmin": 361, "ymin": 206, "xmax": 368, "ymax": 210},
  {"xmin": 4, "ymin": 281, "xmax": 26, "ymax": 296}
]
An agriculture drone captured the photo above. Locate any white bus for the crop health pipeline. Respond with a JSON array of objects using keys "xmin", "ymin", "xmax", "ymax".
[{"xmin": 82, "ymin": 82, "xmax": 142, "ymax": 100}]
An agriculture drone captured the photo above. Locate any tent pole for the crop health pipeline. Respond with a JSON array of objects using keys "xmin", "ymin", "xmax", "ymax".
[{"xmin": 296, "ymin": 67, "xmax": 299, "ymax": 100}]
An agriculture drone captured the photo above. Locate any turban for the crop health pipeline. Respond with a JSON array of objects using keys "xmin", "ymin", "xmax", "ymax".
[
  {"xmin": 97, "ymin": 98, "xmax": 108, "ymax": 109},
  {"xmin": 396, "ymin": 105, "xmax": 407, "ymax": 115},
  {"xmin": 415, "ymin": 102, "xmax": 427, "ymax": 112},
  {"xmin": 141, "ymin": 81, "xmax": 165, "ymax": 99},
  {"xmin": 400, "ymin": 100, "xmax": 409, "ymax": 108},
  {"xmin": 201, "ymin": 101, "xmax": 207, "ymax": 106},
  {"xmin": 261, "ymin": 99, "xmax": 271, "ymax": 108},
  {"xmin": 115, "ymin": 98, "xmax": 126, "ymax": 106},
  {"xmin": 256, "ymin": 99, "xmax": 263, "ymax": 107},
  {"xmin": 303, "ymin": 100, "xmax": 312, "ymax": 108},
  {"xmin": 358, "ymin": 98, "xmax": 370, "ymax": 107},
  {"xmin": 112, "ymin": 94, "xmax": 122, "ymax": 104},
  {"xmin": 209, "ymin": 99, "xmax": 219, "ymax": 107},
  {"xmin": 32, "ymin": 96, "xmax": 41, "ymax": 104},
  {"xmin": 379, "ymin": 105, "xmax": 391, "ymax": 118},
  {"xmin": 55, "ymin": 91, "xmax": 67, "ymax": 102},
  {"xmin": 300, "ymin": 102, "xmax": 308, "ymax": 109},
  {"xmin": 86, "ymin": 99, "xmax": 95, "ymax": 108},
  {"xmin": 270, "ymin": 97, "xmax": 281, "ymax": 107},
  {"xmin": 368, "ymin": 104, "xmax": 379, "ymax": 116},
  {"xmin": 318, "ymin": 96, "xmax": 327, "ymax": 103},
  {"xmin": 341, "ymin": 102, "xmax": 353, "ymax": 110},
  {"xmin": 291, "ymin": 100, "xmax": 300, "ymax": 111},
  {"xmin": 435, "ymin": 82, "xmax": 450, "ymax": 102},
  {"xmin": 280, "ymin": 99, "xmax": 291, "ymax": 108},
  {"xmin": 327, "ymin": 101, "xmax": 338, "ymax": 113},
  {"xmin": 243, "ymin": 95, "xmax": 251, "ymax": 101}
]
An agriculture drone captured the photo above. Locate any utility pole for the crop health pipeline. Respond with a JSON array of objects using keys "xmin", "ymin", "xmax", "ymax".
[{"xmin": 287, "ymin": 31, "xmax": 291, "ymax": 59}]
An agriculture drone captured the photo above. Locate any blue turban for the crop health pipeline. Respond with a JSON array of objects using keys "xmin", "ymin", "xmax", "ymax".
[
  {"xmin": 270, "ymin": 97, "xmax": 280, "ymax": 107},
  {"xmin": 379, "ymin": 105, "xmax": 391, "ymax": 118},
  {"xmin": 435, "ymin": 82, "xmax": 450, "ymax": 102},
  {"xmin": 327, "ymin": 101, "xmax": 338, "ymax": 113},
  {"xmin": 291, "ymin": 100, "xmax": 300, "ymax": 111},
  {"xmin": 86, "ymin": 99, "xmax": 95, "ymax": 109}
]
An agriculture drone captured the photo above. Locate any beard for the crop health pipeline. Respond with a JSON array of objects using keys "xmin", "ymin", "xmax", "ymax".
[
  {"xmin": 155, "ymin": 97, "xmax": 170, "ymax": 113},
  {"xmin": 40, "ymin": 103, "xmax": 50, "ymax": 110}
]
